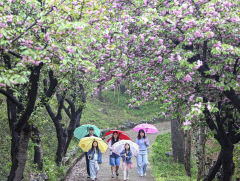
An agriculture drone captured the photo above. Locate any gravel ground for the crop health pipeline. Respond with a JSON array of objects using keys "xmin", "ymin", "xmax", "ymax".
[{"xmin": 65, "ymin": 121, "xmax": 171, "ymax": 181}]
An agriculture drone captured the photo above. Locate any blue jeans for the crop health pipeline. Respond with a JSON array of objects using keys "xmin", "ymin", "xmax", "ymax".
[
  {"xmin": 89, "ymin": 160, "xmax": 99, "ymax": 180},
  {"xmin": 137, "ymin": 150, "xmax": 148, "ymax": 176},
  {"xmin": 109, "ymin": 153, "xmax": 121, "ymax": 166}
]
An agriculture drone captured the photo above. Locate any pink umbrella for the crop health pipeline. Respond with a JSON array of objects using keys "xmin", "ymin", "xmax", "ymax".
[{"xmin": 133, "ymin": 123, "xmax": 159, "ymax": 133}]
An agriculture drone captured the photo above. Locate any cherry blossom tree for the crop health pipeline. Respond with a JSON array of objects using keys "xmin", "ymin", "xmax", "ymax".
[
  {"xmin": 0, "ymin": 0, "xmax": 103, "ymax": 179},
  {"xmin": 87, "ymin": 0, "xmax": 240, "ymax": 180}
]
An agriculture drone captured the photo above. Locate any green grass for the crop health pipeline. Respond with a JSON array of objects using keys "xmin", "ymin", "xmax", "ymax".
[
  {"xmin": 81, "ymin": 91, "xmax": 161, "ymax": 129},
  {"xmin": 103, "ymin": 91, "xmax": 161, "ymax": 118},
  {"xmin": 150, "ymin": 133, "xmax": 198, "ymax": 181}
]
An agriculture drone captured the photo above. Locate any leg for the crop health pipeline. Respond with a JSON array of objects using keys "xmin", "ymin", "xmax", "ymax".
[
  {"xmin": 115, "ymin": 155, "xmax": 120, "ymax": 176},
  {"xmin": 85, "ymin": 152, "xmax": 90, "ymax": 177},
  {"xmin": 95, "ymin": 162, "xmax": 99, "ymax": 179},
  {"xmin": 89, "ymin": 161, "xmax": 96, "ymax": 180},
  {"xmin": 126, "ymin": 164, "xmax": 130, "ymax": 180},
  {"xmin": 142, "ymin": 152, "xmax": 148, "ymax": 175},
  {"xmin": 110, "ymin": 155, "xmax": 115, "ymax": 177},
  {"xmin": 137, "ymin": 154, "xmax": 143, "ymax": 176},
  {"xmin": 116, "ymin": 165, "xmax": 119, "ymax": 176},
  {"xmin": 123, "ymin": 163, "xmax": 127, "ymax": 180}
]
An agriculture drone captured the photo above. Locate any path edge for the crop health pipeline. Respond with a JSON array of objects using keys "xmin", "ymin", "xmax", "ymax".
[{"xmin": 62, "ymin": 153, "xmax": 85, "ymax": 181}]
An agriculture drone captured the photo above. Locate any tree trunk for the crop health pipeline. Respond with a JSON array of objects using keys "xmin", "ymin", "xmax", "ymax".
[
  {"xmin": 120, "ymin": 84, "xmax": 126, "ymax": 94},
  {"xmin": 32, "ymin": 126, "xmax": 43, "ymax": 170},
  {"xmin": 55, "ymin": 125, "xmax": 66, "ymax": 165},
  {"xmin": 204, "ymin": 150, "xmax": 223, "ymax": 181},
  {"xmin": 184, "ymin": 129, "xmax": 192, "ymax": 177},
  {"xmin": 193, "ymin": 125, "xmax": 207, "ymax": 181},
  {"xmin": 171, "ymin": 119, "xmax": 185, "ymax": 163},
  {"xmin": 97, "ymin": 87, "xmax": 103, "ymax": 101},
  {"xmin": 198, "ymin": 126, "xmax": 206, "ymax": 180},
  {"xmin": 8, "ymin": 127, "xmax": 31, "ymax": 181},
  {"xmin": 222, "ymin": 145, "xmax": 234, "ymax": 181}
]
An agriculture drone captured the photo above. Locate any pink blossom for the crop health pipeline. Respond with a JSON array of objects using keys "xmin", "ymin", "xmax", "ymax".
[
  {"xmin": 67, "ymin": 46, "xmax": 75, "ymax": 53},
  {"xmin": 44, "ymin": 32, "xmax": 50, "ymax": 42},
  {"xmin": 0, "ymin": 83, "xmax": 5, "ymax": 87},
  {"xmin": 208, "ymin": 31, "xmax": 215, "ymax": 38},
  {"xmin": 158, "ymin": 39, "xmax": 164, "ymax": 45},
  {"xmin": 189, "ymin": 95, "xmax": 195, "ymax": 101},
  {"xmin": 194, "ymin": 60, "xmax": 203, "ymax": 69},
  {"xmin": 7, "ymin": 15, "xmax": 13, "ymax": 23},
  {"xmin": 184, "ymin": 74, "xmax": 192, "ymax": 82},
  {"xmin": 183, "ymin": 120, "xmax": 191, "ymax": 126},
  {"xmin": 143, "ymin": 0, "xmax": 148, "ymax": 6}
]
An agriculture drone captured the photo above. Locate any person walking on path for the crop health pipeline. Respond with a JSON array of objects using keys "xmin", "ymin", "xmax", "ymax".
[
  {"xmin": 136, "ymin": 129, "xmax": 149, "ymax": 177},
  {"xmin": 108, "ymin": 131, "xmax": 121, "ymax": 178},
  {"xmin": 87, "ymin": 141, "xmax": 102, "ymax": 181},
  {"xmin": 120, "ymin": 143, "xmax": 133, "ymax": 181},
  {"xmin": 85, "ymin": 127, "xmax": 98, "ymax": 178}
]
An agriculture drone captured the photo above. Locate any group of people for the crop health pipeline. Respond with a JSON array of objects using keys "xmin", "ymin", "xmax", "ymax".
[{"xmin": 84, "ymin": 128, "xmax": 149, "ymax": 181}]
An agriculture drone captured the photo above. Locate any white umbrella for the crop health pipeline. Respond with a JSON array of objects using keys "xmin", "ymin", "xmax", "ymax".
[{"xmin": 112, "ymin": 140, "xmax": 139, "ymax": 156}]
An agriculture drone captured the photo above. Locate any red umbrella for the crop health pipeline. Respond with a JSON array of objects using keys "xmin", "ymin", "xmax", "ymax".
[
  {"xmin": 105, "ymin": 130, "xmax": 126, "ymax": 137},
  {"xmin": 107, "ymin": 133, "xmax": 131, "ymax": 142}
]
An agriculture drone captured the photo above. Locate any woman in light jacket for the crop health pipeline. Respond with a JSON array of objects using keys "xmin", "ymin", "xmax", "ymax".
[
  {"xmin": 87, "ymin": 141, "xmax": 102, "ymax": 181},
  {"xmin": 136, "ymin": 129, "xmax": 149, "ymax": 177}
]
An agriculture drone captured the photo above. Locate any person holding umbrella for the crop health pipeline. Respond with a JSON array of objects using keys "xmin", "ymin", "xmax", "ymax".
[
  {"xmin": 74, "ymin": 124, "xmax": 101, "ymax": 178},
  {"xmin": 136, "ymin": 129, "xmax": 149, "ymax": 177},
  {"xmin": 87, "ymin": 141, "xmax": 102, "ymax": 181},
  {"xmin": 78, "ymin": 136, "xmax": 108, "ymax": 181},
  {"xmin": 111, "ymin": 140, "xmax": 139, "ymax": 180},
  {"xmin": 108, "ymin": 131, "xmax": 121, "ymax": 178},
  {"xmin": 120, "ymin": 143, "xmax": 133, "ymax": 181},
  {"xmin": 84, "ymin": 127, "xmax": 98, "ymax": 178}
]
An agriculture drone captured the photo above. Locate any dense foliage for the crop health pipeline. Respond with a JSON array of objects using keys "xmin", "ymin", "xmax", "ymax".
[
  {"xmin": 0, "ymin": 0, "xmax": 239, "ymax": 180},
  {"xmin": 85, "ymin": 0, "xmax": 240, "ymax": 179}
]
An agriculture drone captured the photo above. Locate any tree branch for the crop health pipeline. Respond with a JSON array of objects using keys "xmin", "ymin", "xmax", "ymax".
[
  {"xmin": 0, "ymin": 88, "xmax": 24, "ymax": 109},
  {"xmin": 16, "ymin": 63, "xmax": 43, "ymax": 131},
  {"xmin": 46, "ymin": 104, "xmax": 56, "ymax": 120},
  {"xmin": 56, "ymin": 94, "xmax": 65, "ymax": 120},
  {"xmin": 65, "ymin": 98, "xmax": 75, "ymax": 119},
  {"xmin": 233, "ymin": 58, "xmax": 239, "ymax": 75},
  {"xmin": 63, "ymin": 104, "xmax": 71, "ymax": 119},
  {"xmin": 223, "ymin": 88, "xmax": 240, "ymax": 112}
]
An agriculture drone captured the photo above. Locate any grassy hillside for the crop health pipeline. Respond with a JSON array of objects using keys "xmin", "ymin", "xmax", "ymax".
[{"xmin": 81, "ymin": 91, "xmax": 161, "ymax": 129}]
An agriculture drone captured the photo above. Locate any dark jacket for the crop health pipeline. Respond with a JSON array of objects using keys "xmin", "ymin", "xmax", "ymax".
[
  {"xmin": 85, "ymin": 134, "xmax": 98, "ymax": 137},
  {"xmin": 120, "ymin": 150, "xmax": 132, "ymax": 163},
  {"xmin": 87, "ymin": 149, "xmax": 102, "ymax": 164}
]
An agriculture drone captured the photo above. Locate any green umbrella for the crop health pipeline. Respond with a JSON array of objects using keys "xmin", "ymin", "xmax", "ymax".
[{"xmin": 74, "ymin": 124, "xmax": 101, "ymax": 140}]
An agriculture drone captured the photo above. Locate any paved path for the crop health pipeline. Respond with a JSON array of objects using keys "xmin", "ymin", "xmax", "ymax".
[{"xmin": 65, "ymin": 121, "xmax": 171, "ymax": 181}]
